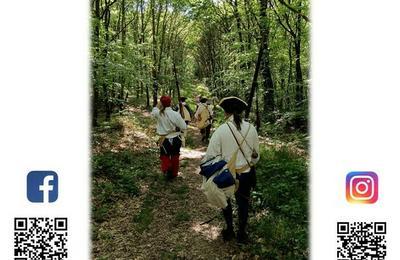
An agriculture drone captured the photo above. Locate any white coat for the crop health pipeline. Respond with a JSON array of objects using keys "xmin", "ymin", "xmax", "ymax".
[{"xmin": 151, "ymin": 107, "xmax": 187, "ymax": 138}]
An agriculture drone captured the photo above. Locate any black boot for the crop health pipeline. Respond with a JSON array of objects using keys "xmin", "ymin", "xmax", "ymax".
[
  {"xmin": 165, "ymin": 170, "xmax": 173, "ymax": 181},
  {"xmin": 222, "ymin": 200, "xmax": 235, "ymax": 241},
  {"xmin": 236, "ymin": 193, "xmax": 250, "ymax": 244},
  {"xmin": 222, "ymin": 228, "xmax": 235, "ymax": 242},
  {"xmin": 236, "ymin": 231, "xmax": 249, "ymax": 244},
  {"xmin": 236, "ymin": 212, "xmax": 249, "ymax": 244}
]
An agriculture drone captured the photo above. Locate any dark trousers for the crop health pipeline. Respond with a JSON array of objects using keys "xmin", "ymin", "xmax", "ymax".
[
  {"xmin": 200, "ymin": 124, "xmax": 211, "ymax": 141},
  {"xmin": 222, "ymin": 167, "xmax": 256, "ymax": 234},
  {"xmin": 160, "ymin": 136, "xmax": 182, "ymax": 177}
]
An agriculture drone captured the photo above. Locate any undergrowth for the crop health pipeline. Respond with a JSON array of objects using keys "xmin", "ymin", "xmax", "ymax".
[{"xmin": 249, "ymin": 146, "xmax": 308, "ymax": 259}]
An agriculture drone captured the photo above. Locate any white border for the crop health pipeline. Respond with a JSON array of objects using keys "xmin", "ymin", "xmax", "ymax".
[
  {"xmin": 312, "ymin": 0, "xmax": 400, "ymax": 259},
  {"xmin": 0, "ymin": 0, "xmax": 90, "ymax": 259}
]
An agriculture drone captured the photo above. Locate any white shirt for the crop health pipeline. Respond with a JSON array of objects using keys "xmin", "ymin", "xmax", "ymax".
[
  {"xmin": 151, "ymin": 107, "xmax": 187, "ymax": 138},
  {"xmin": 205, "ymin": 116, "xmax": 260, "ymax": 172}
]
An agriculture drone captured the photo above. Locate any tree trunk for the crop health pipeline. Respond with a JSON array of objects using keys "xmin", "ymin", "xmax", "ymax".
[
  {"xmin": 92, "ymin": 0, "xmax": 101, "ymax": 127},
  {"xmin": 233, "ymin": 0, "xmax": 245, "ymax": 53},
  {"xmin": 294, "ymin": 4, "xmax": 303, "ymax": 109},
  {"xmin": 103, "ymin": 6, "xmax": 112, "ymax": 121},
  {"xmin": 140, "ymin": 0, "xmax": 150, "ymax": 108},
  {"xmin": 232, "ymin": 0, "xmax": 247, "ymax": 91},
  {"xmin": 245, "ymin": 33, "xmax": 265, "ymax": 119},
  {"xmin": 118, "ymin": 0, "xmax": 126, "ymax": 112},
  {"xmin": 259, "ymin": 0, "xmax": 274, "ymax": 122},
  {"xmin": 262, "ymin": 56, "xmax": 275, "ymax": 121},
  {"xmin": 287, "ymin": 37, "xmax": 293, "ymax": 111},
  {"xmin": 173, "ymin": 60, "xmax": 180, "ymax": 99},
  {"xmin": 294, "ymin": 39, "xmax": 303, "ymax": 108},
  {"xmin": 146, "ymin": 84, "xmax": 150, "ymax": 108},
  {"xmin": 255, "ymin": 85, "xmax": 261, "ymax": 130},
  {"xmin": 151, "ymin": 0, "xmax": 158, "ymax": 106},
  {"xmin": 121, "ymin": 0, "xmax": 126, "ymax": 46}
]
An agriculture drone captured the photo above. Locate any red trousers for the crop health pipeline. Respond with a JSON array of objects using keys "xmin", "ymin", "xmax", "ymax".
[
  {"xmin": 159, "ymin": 136, "xmax": 182, "ymax": 177},
  {"xmin": 160, "ymin": 155, "xmax": 180, "ymax": 177}
]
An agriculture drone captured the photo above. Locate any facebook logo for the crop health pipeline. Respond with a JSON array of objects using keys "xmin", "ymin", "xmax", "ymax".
[{"xmin": 27, "ymin": 171, "xmax": 58, "ymax": 203}]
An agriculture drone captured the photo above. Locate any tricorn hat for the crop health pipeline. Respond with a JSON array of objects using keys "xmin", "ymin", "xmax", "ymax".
[
  {"xmin": 219, "ymin": 96, "xmax": 248, "ymax": 113},
  {"xmin": 200, "ymin": 97, "xmax": 208, "ymax": 103}
]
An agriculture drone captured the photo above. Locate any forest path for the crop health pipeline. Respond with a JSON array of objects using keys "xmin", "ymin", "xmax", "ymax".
[{"xmin": 92, "ymin": 106, "xmax": 254, "ymax": 259}]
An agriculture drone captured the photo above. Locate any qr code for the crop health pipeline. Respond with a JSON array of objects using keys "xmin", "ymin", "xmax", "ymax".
[
  {"xmin": 337, "ymin": 222, "xmax": 386, "ymax": 260},
  {"xmin": 14, "ymin": 217, "xmax": 68, "ymax": 260}
]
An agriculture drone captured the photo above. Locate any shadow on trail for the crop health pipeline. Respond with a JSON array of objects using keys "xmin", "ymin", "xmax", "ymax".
[{"xmin": 92, "ymin": 107, "xmax": 254, "ymax": 259}]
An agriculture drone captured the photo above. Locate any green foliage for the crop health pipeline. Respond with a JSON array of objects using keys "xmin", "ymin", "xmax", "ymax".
[
  {"xmin": 133, "ymin": 196, "xmax": 156, "ymax": 233},
  {"xmin": 159, "ymin": 251, "xmax": 179, "ymax": 260},
  {"xmin": 91, "ymin": 0, "xmax": 310, "ymax": 131},
  {"xmin": 250, "ymin": 147, "xmax": 308, "ymax": 259},
  {"xmin": 92, "ymin": 150, "xmax": 157, "ymax": 223},
  {"xmin": 92, "ymin": 203, "xmax": 114, "ymax": 223},
  {"xmin": 97, "ymin": 119, "xmax": 125, "ymax": 133},
  {"xmin": 133, "ymin": 207, "xmax": 154, "ymax": 232},
  {"xmin": 92, "ymin": 150, "xmax": 153, "ymax": 180},
  {"xmin": 174, "ymin": 210, "xmax": 191, "ymax": 222},
  {"xmin": 210, "ymin": 106, "xmax": 226, "ymax": 128},
  {"xmin": 171, "ymin": 184, "xmax": 190, "ymax": 201},
  {"xmin": 92, "ymin": 180, "xmax": 118, "ymax": 223},
  {"xmin": 273, "ymin": 110, "xmax": 308, "ymax": 133},
  {"xmin": 91, "ymin": 0, "xmax": 310, "ymax": 256},
  {"xmin": 184, "ymin": 135, "xmax": 196, "ymax": 149},
  {"xmin": 172, "ymin": 185, "xmax": 190, "ymax": 195}
]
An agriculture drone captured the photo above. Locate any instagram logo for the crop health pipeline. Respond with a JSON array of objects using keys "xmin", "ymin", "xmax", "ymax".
[{"xmin": 346, "ymin": 171, "xmax": 378, "ymax": 204}]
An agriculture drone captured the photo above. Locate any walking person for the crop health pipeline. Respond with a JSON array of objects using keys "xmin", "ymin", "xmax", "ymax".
[
  {"xmin": 151, "ymin": 95, "xmax": 187, "ymax": 180},
  {"xmin": 195, "ymin": 97, "xmax": 213, "ymax": 142},
  {"xmin": 178, "ymin": 97, "xmax": 192, "ymax": 125},
  {"xmin": 177, "ymin": 97, "xmax": 192, "ymax": 147},
  {"xmin": 204, "ymin": 96, "xmax": 260, "ymax": 243},
  {"xmin": 206, "ymin": 99, "xmax": 214, "ymax": 118}
]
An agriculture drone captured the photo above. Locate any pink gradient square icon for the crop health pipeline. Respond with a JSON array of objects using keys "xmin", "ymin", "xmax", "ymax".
[{"xmin": 346, "ymin": 171, "xmax": 378, "ymax": 204}]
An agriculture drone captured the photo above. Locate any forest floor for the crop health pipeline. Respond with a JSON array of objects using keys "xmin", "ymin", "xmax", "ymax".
[{"xmin": 92, "ymin": 106, "xmax": 257, "ymax": 259}]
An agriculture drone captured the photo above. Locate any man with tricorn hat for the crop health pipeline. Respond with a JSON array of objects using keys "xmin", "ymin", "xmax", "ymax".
[
  {"xmin": 204, "ymin": 96, "xmax": 260, "ymax": 243},
  {"xmin": 151, "ymin": 95, "xmax": 187, "ymax": 180}
]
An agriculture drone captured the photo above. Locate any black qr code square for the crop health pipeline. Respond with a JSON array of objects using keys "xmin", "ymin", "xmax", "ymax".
[
  {"xmin": 337, "ymin": 222, "xmax": 386, "ymax": 260},
  {"xmin": 14, "ymin": 217, "xmax": 68, "ymax": 260}
]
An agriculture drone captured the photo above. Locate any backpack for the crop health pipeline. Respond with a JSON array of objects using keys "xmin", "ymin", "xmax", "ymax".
[
  {"xmin": 196, "ymin": 104, "xmax": 211, "ymax": 129},
  {"xmin": 200, "ymin": 124, "xmax": 251, "ymax": 208}
]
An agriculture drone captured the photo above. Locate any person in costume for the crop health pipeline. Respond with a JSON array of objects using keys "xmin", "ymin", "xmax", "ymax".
[
  {"xmin": 204, "ymin": 96, "xmax": 260, "ymax": 243},
  {"xmin": 194, "ymin": 98, "xmax": 213, "ymax": 142},
  {"xmin": 151, "ymin": 95, "xmax": 187, "ymax": 180},
  {"xmin": 206, "ymin": 99, "xmax": 214, "ymax": 118},
  {"xmin": 177, "ymin": 97, "xmax": 192, "ymax": 147},
  {"xmin": 177, "ymin": 97, "xmax": 193, "ymax": 124}
]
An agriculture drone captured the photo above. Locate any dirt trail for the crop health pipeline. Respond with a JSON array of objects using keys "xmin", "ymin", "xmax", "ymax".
[{"xmin": 92, "ymin": 107, "xmax": 254, "ymax": 259}]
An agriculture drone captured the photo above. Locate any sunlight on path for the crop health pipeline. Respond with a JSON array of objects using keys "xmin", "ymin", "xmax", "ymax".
[
  {"xmin": 180, "ymin": 147, "xmax": 206, "ymax": 159},
  {"xmin": 92, "ymin": 106, "xmax": 255, "ymax": 259},
  {"xmin": 191, "ymin": 222, "xmax": 221, "ymax": 241}
]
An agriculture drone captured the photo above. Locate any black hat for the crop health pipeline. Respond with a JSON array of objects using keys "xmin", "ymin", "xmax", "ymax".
[
  {"xmin": 219, "ymin": 96, "xmax": 248, "ymax": 113},
  {"xmin": 200, "ymin": 97, "xmax": 208, "ymax": 103}
]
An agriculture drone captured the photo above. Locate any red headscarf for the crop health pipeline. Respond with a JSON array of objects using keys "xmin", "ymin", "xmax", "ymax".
[{"xmin": 160, "ymin": 95, "xmax": 172, "ymax": 107}]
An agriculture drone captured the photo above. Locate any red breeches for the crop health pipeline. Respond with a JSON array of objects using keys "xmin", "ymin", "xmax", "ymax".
[
  {"xmin": 159, "ymin": 136, "xmax": 182, "ymax": 178},
  {"xmin": 160, "ymin": 155, "xmax": 180, "ymax": 177}
]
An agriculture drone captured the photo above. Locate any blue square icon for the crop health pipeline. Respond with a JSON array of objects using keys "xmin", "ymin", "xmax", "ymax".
[{"xmin": 27, "ymin": 171, "xmax": 58, "ymax": 203}]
